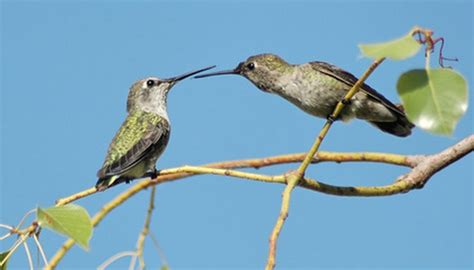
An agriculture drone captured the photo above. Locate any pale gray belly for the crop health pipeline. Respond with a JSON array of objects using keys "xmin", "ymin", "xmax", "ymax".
[{"xmin": 276, "ymin": 78, "xmax": 357, "ymax": 121}]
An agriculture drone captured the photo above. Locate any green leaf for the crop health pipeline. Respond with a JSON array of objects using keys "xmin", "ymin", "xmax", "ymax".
[
  {"xmin": 0, "ymin": 250, "xmax": 10, "ymax": 270},
  {"xmin": 397, "ymin": 68, "xmax": 468, "ymax": 135},
  {"xmin": 37, "ymin": 204, "xmax": 93, "ymax": 250},
  {"xmin": 359, "ymin": 33, "xmax": 422, "ymax": 60}
]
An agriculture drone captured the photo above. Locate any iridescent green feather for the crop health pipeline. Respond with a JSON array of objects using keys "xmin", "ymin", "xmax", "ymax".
[{"xmin": 98, "ymin": 111, "xmax": 163, "ymax": 177}]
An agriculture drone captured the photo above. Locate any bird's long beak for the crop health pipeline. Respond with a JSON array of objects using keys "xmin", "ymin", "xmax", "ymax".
[
  {"xmin": 194, "ymin": 62, "xmax": 243, "ymax": 79},
  {"xmin": 163, "ymin": 65, "xmax": 216, "ymax": 82}
]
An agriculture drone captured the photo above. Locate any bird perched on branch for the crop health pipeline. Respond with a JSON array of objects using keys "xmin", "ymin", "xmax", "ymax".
[{"xmin": 96, "ymin": 65, "xmax": 215, "ymax": 191}]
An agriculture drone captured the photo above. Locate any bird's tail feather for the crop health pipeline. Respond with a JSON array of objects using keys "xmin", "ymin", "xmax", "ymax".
[
  {"xmin": 369, "ymin": 119, "xmax": 413, "ymax": 137},
  {"xmin": 369, "ymin": 106, "xmax": 415, "ymax": 137},
  {"xmin": 95, "ymin": 175, "xmax": 124, "ymax": 191}
]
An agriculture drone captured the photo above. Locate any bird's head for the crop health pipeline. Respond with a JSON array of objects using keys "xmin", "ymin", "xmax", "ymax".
[
  {"xmin": 195, "ymin": 53, "xmax": 291, "ymax": 93},
  {"xmin": 127, "ymin": 66, "xmax": 215, "ymax": 112}
]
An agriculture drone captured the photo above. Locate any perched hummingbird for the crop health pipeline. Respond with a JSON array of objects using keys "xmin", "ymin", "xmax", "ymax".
[
  {"xmin": 95, "ymin": 65, "xmax": 215, "ymax": 191},
  {"xmin": 195, "ymin": 54, "xmax": 414, "ymax": 137}
]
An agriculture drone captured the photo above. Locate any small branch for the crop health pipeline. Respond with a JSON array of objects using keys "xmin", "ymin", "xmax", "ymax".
[
  {"xmin": 46, "ymin": 180, "xmax": 157, "ymax": 270},
  {"xmin": 128, "ymin": 255, "xmax": 137, "ymax": 270},
  {"xmin": 1, "ymin": 234, "xmax": 28, "ymax": 266},
  {"xmin": 0, "ymin": 224, "xmax": 14, "ymax": 240},
  {"xmin": 135, "ymin": 186, "xmax": 157, "ymax": 270},
  {"xmin": 0, "ymin": 221, "xmax": 41, "ymax": 268},
  {"xmin": 55, "ymin": 187, "xmax": 97, "ymax": 206},
  {"xmin": 300, "ymin": 176, "xmax": 413, "ymax": 196},
  {"xmin": 15, "ymin": 209, "xmax": 36, "ymax": 230},
  {"xmin": 265, "ymin": 58, "xmax": 386, "ymax": 270},
  {"xmin": 22, "ymin": 239, "xmax": 34, "ymax": 270},
  {"xmin": 149, "ymin": 231, "xmax": 169, "ymax": 268},
  {"xmin": 54, "ymin": 151, "xmax": 413, "ymax": 207},
  {"xmin": 160, "ymin": 165, "xmax": 285, "ymax": 184},
  {"xmin": 97, "ymin": 251, "xmax": 136, "ymax": 270},
  {"xmin": 0, "ymin": 224, "xmax": 14, "ymax": 230},
  {"xmin": 0, "ymin": 232, "xmax": 12, "ymax": 241},
  {"xmin": 33, "ymin": 233, "xmax": 48, "ymax": 268},
  {"xmin": 265, "ymin": 174, "xmax": 299, "ymax": 270}
]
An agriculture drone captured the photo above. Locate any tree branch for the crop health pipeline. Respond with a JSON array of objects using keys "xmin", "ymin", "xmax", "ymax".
[
  {"xmin": 398, "ymin": 134, "xmax": 473, "ymax": 188},
  {"xmin": 265, "ymin": 174, "xmax": 299, "ymax": 270},
  {"xmin": 55, "ymin": 151, "xmax": 414, "ymax": 206},
  {"xmin": 22, "ymin": 239, "xmax": 33, "ymax": 270},
  {"xmin": 45, "ymin": 135, "xmax": 472, "ymax": 269}
]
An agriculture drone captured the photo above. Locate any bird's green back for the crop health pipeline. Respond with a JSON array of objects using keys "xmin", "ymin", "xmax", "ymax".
[{"xmin": 98, "ymin": 110, "xmax": 165, "ymax": 177}]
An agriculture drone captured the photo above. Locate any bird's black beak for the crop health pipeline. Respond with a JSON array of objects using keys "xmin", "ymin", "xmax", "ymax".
[
  {"xmin": 163, "ymin": 65, "xmax": 216, "ymax": 83},
  {"xmin": 194, "ymin": 62, "xmax": 243, "ymax": 79}
]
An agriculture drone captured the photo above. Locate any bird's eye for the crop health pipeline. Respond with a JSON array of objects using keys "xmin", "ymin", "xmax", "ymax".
[
  {"xmin": 246, "ymin": 62, "xmax": 255, "ymax": 70},
  {"xmin": 146, "ymin": 80, "xmax": 155, "ymax": 87}
]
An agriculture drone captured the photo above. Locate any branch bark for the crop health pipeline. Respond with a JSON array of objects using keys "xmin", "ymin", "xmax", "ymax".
[{"xmin": 398, "ymin": 134, "xmax": 473, "ymax": 188}]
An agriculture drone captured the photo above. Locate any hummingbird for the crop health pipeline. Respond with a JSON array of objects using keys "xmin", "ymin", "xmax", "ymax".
[
  {"xmin": 95, "ymin": 65, "xmax": 215, "ymax": 191},
  {"xmin": 195, "ymin": 53, "xmax": 414, "ymax": 137}
]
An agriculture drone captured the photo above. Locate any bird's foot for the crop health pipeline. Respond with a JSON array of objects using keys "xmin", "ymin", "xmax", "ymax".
[
  {"xmin": 326, "ymin": 114, "xmax": 337, "ymax": 124},
  {"xmin": 144, "ymin": 168, "xmax": 160, "ymax": 179},
  {"xmin": 341, "ymin": 98, "xmax": 351, "ymax": 105}
]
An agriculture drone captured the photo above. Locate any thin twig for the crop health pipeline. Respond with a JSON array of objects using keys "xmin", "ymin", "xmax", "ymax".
[
  {"xmin": 55, "ymin": 187, "xmax": 97, "ymax": 206},
  {"xmin": 0, "ymin": 232, "xmax": 12, "ymax": 241},
  {"xmin": 97, "ymin": 251, "xmax": 136, "ymax": 270},
  {"xmin": 0, "ymin": 224, "xmax": 14, "ymax": 230},
  {"xmin": 46, "ymin": 181, "xmax": 155, "ymax": 270},
  {"xmin": 136, "ymin": 186, "xmax": 157, "ymax": 270},
  {"xmin": 149, "ymin": 231, "xmax": 169, "ymax": 268},
  {"xmin": 128, "ymin": 255, "xmax": 138, "ymax": 270},
  {"xmin": 0, "ymin": 224, "xmax": 14, "ymax": 241},
  {"xmin": 33, "ymin": 233, "xmax": 48, "ymax": 268},
  {"xmin": 1, "ymin": 234, "xmax": 28, "ymax": 266},
  {"xmin": 160, "ymin": 165, "xmax": 285, "ymax": 183},
  {"xmin": 15, "ymin": 209, "xmax": 36, "ymax": 230},
  {"xmin": 23, "ymin": 239, "xmax": 34, "ymax": 270}
]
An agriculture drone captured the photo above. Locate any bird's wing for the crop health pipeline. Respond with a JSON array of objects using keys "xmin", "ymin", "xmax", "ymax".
[
  {"xmin": 309, "ymin": 61, "xmax": 405, "ymax": 116},
  {"xmin": 97, "ymin": 111, "xmax": 170, "ymax": 178}
]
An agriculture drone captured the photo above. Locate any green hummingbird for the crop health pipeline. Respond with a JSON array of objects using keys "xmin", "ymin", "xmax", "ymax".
[
  {"xmin": 195, "ymin": 53, "xmax": 414, "ymax": 137},
  {"xmin": 96, "ymin": 65, "xmax": 215, "ymax": 191}
]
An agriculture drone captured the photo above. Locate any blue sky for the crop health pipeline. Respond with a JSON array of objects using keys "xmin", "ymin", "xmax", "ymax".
[{"xmin": 1, "ymin": 1, "xmax": 472, "ymax": 269}]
